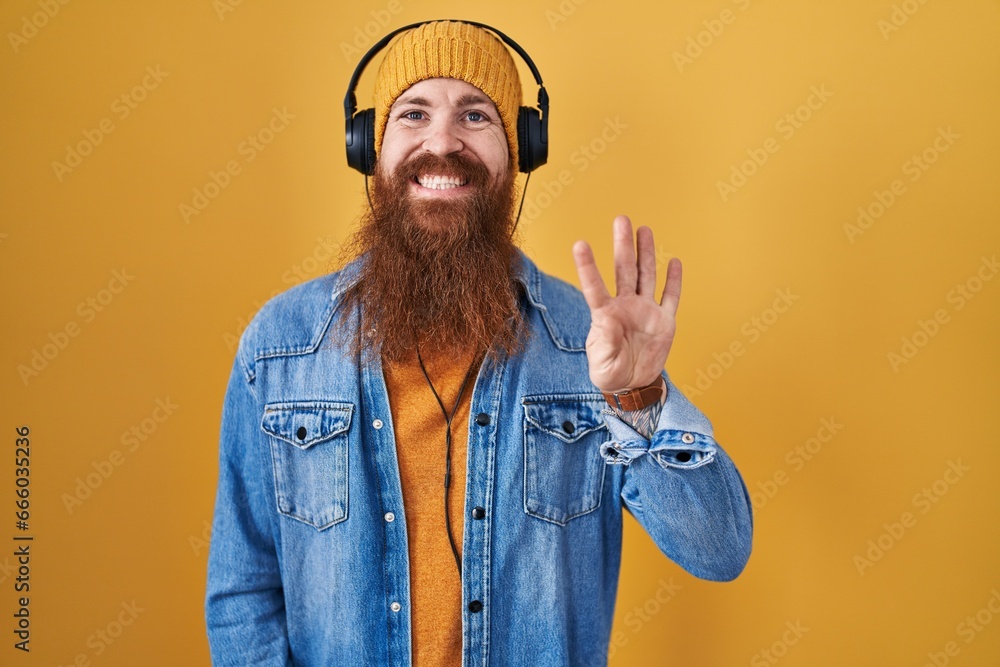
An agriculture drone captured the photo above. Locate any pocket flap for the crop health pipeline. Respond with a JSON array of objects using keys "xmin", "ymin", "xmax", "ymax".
[
  {"xmin": 261, "ymin": 401, "xmax": 353, "ymax": 449},
  {"xmin": 522, "ymin": 394, "xmax": 606, "ymax": 443}
]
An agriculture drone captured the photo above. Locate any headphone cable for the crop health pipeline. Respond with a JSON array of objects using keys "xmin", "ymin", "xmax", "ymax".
[
  {"xmin": 509, "ymin": 170, "xmax": 530, "ymax": 240},
  {"xmin": 414, "ymin": 340, "xmax": 482, "ymax": 580}
]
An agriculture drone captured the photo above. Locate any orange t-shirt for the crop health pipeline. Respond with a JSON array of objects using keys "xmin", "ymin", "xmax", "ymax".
[{"xmin": 382, "ymin": 345, "xmax": 482, "ymax": 667}]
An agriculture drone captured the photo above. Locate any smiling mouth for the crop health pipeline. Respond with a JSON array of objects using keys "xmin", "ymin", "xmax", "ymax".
[{"xmin": 413, "ymin": 174, "xmax": 470, "ymax": 190}]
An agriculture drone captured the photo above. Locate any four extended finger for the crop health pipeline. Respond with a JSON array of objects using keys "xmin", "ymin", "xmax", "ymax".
[
  {"xmin": 612, "ymin": 215, "xmax": 637, "ymax": 296},
  {"xmin": 660, "ymin": 256, "xmax": 682, "ymax": 317},
  {"xmin": 572, "ymin": 239, "xmax": 612, "ymax": 310},
  {"xmin": 636, "ymin": 225, "xmax": 657, "ymax": 297}
]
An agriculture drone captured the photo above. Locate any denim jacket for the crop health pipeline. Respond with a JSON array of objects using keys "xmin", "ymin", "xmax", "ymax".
[{"xmin": 205, "ymin": 250, "xmax": 753, "ymax": 666}]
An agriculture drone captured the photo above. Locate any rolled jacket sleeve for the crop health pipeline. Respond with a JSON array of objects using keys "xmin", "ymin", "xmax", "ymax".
[{"xmin": 599, "ymin": 372, "xmax": 754, "ymax": 581}]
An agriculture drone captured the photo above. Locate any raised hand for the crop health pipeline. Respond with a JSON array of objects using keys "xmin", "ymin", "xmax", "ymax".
[{"xmin": 572, "ymin": 215, "xmax": 682, "ymax": 393}]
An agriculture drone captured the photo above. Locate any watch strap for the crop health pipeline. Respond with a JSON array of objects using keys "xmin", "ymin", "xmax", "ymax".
[{"xmin": 602, "ymin": 376, "xmax": 665, "ymax": 412}]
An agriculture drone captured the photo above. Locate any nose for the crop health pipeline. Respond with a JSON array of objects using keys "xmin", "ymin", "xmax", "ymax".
[{"xmin": 422, "ymin": 118, "xmax": 464, "ymax": 156}]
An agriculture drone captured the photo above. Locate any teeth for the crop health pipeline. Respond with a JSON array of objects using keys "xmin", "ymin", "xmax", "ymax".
[{"xmin": 416, "ymin": 174, "xmax": 468, "ymax": 189}]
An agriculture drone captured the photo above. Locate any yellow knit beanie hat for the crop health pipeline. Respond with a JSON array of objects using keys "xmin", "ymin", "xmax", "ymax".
[{"xmin": 372, "ymin": 21, "xmax": 522, "ymax": 167}]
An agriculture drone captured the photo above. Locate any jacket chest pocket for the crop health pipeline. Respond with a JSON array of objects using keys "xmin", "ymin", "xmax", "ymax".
[
  {"xmin": 261, "ymin": 400, "xmax": 353, "ymax": 530},
  {"xmin": 522, "ymin": 394, "xmax": 608, "ymax": 526}
]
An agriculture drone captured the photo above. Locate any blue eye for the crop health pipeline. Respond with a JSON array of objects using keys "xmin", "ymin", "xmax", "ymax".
[
  {"xmin": 466, "ymin": 111, "xmax": 486, "ymax": 122},
  {"xmin": 403, "ymin": 110, "xmax": 424, "ymax": 121}
]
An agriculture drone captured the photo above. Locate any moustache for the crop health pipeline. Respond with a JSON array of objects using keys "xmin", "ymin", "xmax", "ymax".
[{"xmin": 392, "ymin": 152, "xmax": 492, "ymax": 190}]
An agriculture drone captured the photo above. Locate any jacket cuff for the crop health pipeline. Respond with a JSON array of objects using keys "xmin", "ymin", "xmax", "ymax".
[{"xmin": 599, "ymin": 373, "xmax": 717, "ymax": 470}]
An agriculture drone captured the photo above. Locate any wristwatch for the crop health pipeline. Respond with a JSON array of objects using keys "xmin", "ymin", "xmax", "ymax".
[{"xmin": 601, "ymin": 376, "xmax": 665, "ymax": 412}]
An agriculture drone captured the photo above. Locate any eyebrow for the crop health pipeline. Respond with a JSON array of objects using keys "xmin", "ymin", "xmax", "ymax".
[
  {"xmin": 456, "ymin": 93, "xmax": 493, "ymax": 108},
  {"xmin": 392, "ymin": 93, "xmax": 494, "ymax": 110}
]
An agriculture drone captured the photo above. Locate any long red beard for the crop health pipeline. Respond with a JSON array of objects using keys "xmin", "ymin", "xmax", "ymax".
[{"xmin": 333, "ymin": 151, "xmax": 527, "ymax": 364}]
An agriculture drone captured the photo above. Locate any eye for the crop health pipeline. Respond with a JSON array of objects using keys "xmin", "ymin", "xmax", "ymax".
[
  {"xmin": 401, "ymin": 110, "xmax": 425, "ymax": 121},
  {"xmin": 465, "ymin": 110, "xmax": 487, "ymax": 123}
]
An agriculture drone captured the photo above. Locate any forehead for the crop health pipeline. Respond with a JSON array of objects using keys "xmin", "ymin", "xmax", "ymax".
[{"xmin": 390, "ymin": 77, "xmax": 498, "ymax": 111}]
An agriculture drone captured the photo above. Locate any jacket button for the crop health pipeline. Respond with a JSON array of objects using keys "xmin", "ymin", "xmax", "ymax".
[
  {"xmin": 390, "ymin": 601, "xmax": 401, "ymax": 612},
  {"xmin": 676, "ymin": 451, "xmax": 692, "ymax": 463},
  {"xmin": 384, "ymin": 512, "xmax": 395, "ymax": 522},
  {"xmin": 475, "ymin": 413, "xmax": 490, "ymax": 426},
  {"xmin": 296, "ymin": 426, "xmax": 307, "ymax": 440},
  {"xmin": 562, "ymin": 420, "xmax": 575, "ymax": 434},
  {"xmin": 471, "ymin": 507, "xmax": 485, "ymax": 520},
  {"xmin": 468, "ymin": 600, "xmax": 483, "ymax": 613},
  {"xmin": 681, "ymin": 432, "xmax": 695, "ymax": 444},
  {"xmin": 373, "ymin": 419, "xmax": 384, "ymax": 429}
]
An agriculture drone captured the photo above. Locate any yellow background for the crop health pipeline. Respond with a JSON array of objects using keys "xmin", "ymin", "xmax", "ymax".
[{"xmin": 2, "ymin": 0, "xmax": 998, "ymax": 664}]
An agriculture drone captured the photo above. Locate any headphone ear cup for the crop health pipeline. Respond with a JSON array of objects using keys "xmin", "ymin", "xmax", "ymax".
[
  {"xmin": 517, "ymin": 106, "xmax": 546, "ymax": 174},
  {"xmin": 517, "ymin": 107, "xmax": 532, "ymax": 173},
  {"xmin": 361, "ymin": 108, "xmax": 376, "ymax": 175},
  {"xmin": 346, "ymin": 109, "xmax": 377, "ymax": 175},
  {"xmin": 346, "ymin": 115, "xmax": 360, "ymax": 174}
]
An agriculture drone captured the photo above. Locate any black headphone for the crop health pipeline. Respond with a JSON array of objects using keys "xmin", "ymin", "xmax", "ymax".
[{"xmin": 344, "ymin": 19, "xmax": 549, "ymax": 176}]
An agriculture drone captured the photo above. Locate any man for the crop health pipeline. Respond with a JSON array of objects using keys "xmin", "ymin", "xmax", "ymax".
[{"xmin": 206, "ymin": 20, "xmax": 752, "ymax": 667}]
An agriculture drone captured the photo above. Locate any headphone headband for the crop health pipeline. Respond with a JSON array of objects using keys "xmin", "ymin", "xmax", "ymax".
[{"xmin": 344, "ymin": 19, "xmax": 549, "ymax": 175}]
